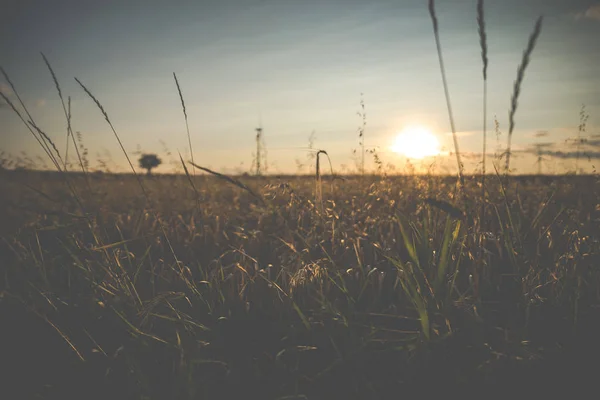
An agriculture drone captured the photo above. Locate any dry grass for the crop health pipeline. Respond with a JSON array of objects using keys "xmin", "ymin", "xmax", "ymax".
[
  {"xmin": 427, "ymin": 0, "xmax": 464, "ymax": 189},
  {"xmin": 173, "ymin": 72, "xmax": 195, "ymax": 177},
  {"xmin": 505, "ymin": 16, "xmax": 544, "ymax": 174},
  {"xmin": 0, "ymin": 2, "xmax": 598, "ymax": 399},
  {"xmin": 1, "ymin": 172, "xmax": 599, "ymax": 399}
]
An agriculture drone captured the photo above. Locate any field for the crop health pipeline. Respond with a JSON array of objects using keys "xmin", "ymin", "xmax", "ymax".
[
  {"xmin": 1, "ymin": 170, "xmax": 599, "ymax": 399},
  {"xmin": 2, "ymin": 1, "xmax": 599, "ymax": 397}
]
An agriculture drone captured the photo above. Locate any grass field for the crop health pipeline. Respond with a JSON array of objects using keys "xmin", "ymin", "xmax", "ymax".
[
  {"xmin": 1, "ymin": 170, "xmax": 599, "ymax": 398},
  {"xmin": 2, "ymin": 1, "xmax": 599, "ymax": 397}
]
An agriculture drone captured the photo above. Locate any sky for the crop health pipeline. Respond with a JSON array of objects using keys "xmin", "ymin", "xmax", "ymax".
[{"xmin": 1, "ymin": 0, "xmax": 599, "ymax": 175}]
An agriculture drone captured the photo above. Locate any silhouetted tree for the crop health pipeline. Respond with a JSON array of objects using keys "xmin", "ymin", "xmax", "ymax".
[{"xmin": 139, "ymin": 153, "xmax": 161, "ymax": 175}]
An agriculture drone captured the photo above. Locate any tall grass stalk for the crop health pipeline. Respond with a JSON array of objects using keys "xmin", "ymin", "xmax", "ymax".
[
  {"xmin": 41, "ymin": 53, "xmax": 89, "ymax": 183},
  {"xmin": 0, "ymin": 67, "xmax": 62, "ymax": 170},
  {"xmin": 1, "ymin": 65, "xmax": 111, "ymax": 301},
  {"xmin": 427, "ymin": 0, "xmax": 464, "ymax": 189},
  {"xmin": 40, "ymin": 53, "xmax": 70, "ymax": 169},
  {"xmin": 575, "ymin": 104, "xmax": 588, "ymax": 175},
  {"xmin": 188, "ymin": 161, "xmax": 265, "ymax": 205},
  {"xmin": 357, "ymin": 93, "xmax": 366, "ymax": 175},
  {"xmin": 315, "ymin": 150, "xmax": 325, "ymax": 209},
  {"xmin": 75, "ymin": 78, "xmax": 196, "ymax": 292},
  {"xmin": 315, "ymin": 149, "xmax": 333, "ymax": 212},
  {"xmin": 27, "ymin": 122, "xmax": 63, "ymax": 164},
  {"xmin": 173, "ymin": 72, "xmax": 195, "ymax": 176},
  {"xmin": 477, "ymin": 0, "xmax": 488, "ymax": 211},
  {"xmin": 0, "ymin": 68, "xmax": 93, "ymax": 221},
  {"xmin": 179, "ymin": 152, "xmax": 201, "ymax": 208},
  {"xmin": 505, "ymin": 16, "xmax": 543, "ymax": 175},
  {"xmin": 476, "ymin": 0, "xmax": 488, "ymax": 298},
  {"xmin": 75, "ymin": 78, "xmax": 147, "ymax": 188}
]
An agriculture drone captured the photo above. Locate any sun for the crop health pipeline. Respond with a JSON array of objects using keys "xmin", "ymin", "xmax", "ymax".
[{"xmin": 391, "ymin": 126, "xmax": 441, "ymax": 159}]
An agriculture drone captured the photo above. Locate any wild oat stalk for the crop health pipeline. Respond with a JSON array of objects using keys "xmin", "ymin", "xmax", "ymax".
[
  {"xmin": 477, "ymin": 0, "xmax": 488, "ymax": 208},
  {"xmin": 75, "ymin": 78, "xmax": 197, "ymax": 292},
  {"xmin": 41, "ymin": 53, "xmax": 89, "ymax": 179},
  {"xmin": 494, "ymin": 115, "xmax": 502, "ymax": 163},
  {"xmin": 188, "ymin": 161, "xmax": 265, "ymax": 205},
  {"xmin": 428, "ymin": 0, "xmax": 464, "ymax": 189},
  {"xmin": 40, "ymin": 53, "xmax": 70, "ymax": 169},
  {"xmin": 28, "ymin": 122, "xmax": 62, "ymax": 162},
  {"xmin": 357, "ymin": 93, "xmax": 366, "ymax": 175},
  {"xmin": 476, "ymin": 0, "xmax": 488, "ymax": 298},
  {"xmin": 505, "ymin": 16, "xmax": 543, "ymax": 175},
  {"xmin": 74, "ymin": 78, "xmax": 143, "ymax": 183},
  {"xmin": 0, "ymin": 66, "xmax": 61, "ymax": 169},
  {"xmin": 173, "ymin": 72, "xmax": 195, "ymax": 176},
  {"xmin": 575, "ymin": 104, "xmax": 588, "ymax": 175},
  {"xmin": 1, "ymin": 67, "xmax": 106, "ymax": 255},
  {"xmin": 179, "ymin": 152, "xmax": 202, "ymax": 211}
]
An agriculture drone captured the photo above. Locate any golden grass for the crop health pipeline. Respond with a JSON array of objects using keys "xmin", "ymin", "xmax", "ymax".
[{"xmin": 0, "ymin": 2, "xmax": 597, "ymax": 398}]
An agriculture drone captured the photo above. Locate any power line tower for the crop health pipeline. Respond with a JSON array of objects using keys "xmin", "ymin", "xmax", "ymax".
[
  {"xmin": 533, "ymin": 144, "xmax": 548, "ymax": 175},
  {"xmin": 255, "ymin": 126, "xmax": 263, "ymax": 176}
]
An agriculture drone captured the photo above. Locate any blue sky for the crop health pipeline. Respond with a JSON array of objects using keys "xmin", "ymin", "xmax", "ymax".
[{"xmin": 1, "ymin": 0, "xmax": 599, "ymax": 174}]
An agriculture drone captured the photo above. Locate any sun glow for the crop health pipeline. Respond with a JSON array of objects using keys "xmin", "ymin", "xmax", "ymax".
[{"xmin": 391, "ymin": 126, "xmax": 441, "ymax": 159}]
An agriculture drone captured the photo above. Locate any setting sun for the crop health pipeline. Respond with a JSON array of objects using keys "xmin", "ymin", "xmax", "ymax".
[{"xmin": 391, "ymin": 126, "xmax": 441, "ymax": 159}]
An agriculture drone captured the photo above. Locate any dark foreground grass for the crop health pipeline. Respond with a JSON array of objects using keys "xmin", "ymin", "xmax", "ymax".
[{"xmin": 1, "ymin": 170, "xmax": 599, "ymax": 399}]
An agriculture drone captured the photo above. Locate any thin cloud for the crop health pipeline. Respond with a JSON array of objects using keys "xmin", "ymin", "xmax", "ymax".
[
  {"xmin": 583, "ymin": 138, "xmax": 600, "ymax": 147},
  {"xmin": 522, "ymin": 143, "xmax": 553, "ymax": 155},
  {"xmin": 538, "ymin": 150, "xmax": 600, "ymax": 160},
  {"xmin": 575, "ymin": 4, "xmax": 600, "ymax": 21},
  {"xmin": 524, "ymin": 141, "xmax": 577, "ymax": 154},
  {"xmin": 532, "ymin": 142, "xmax": 555, "ymax": 149},
  {"xmin": 533, "ymin": 130, "xmax": 549, "ymax": 138}
]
